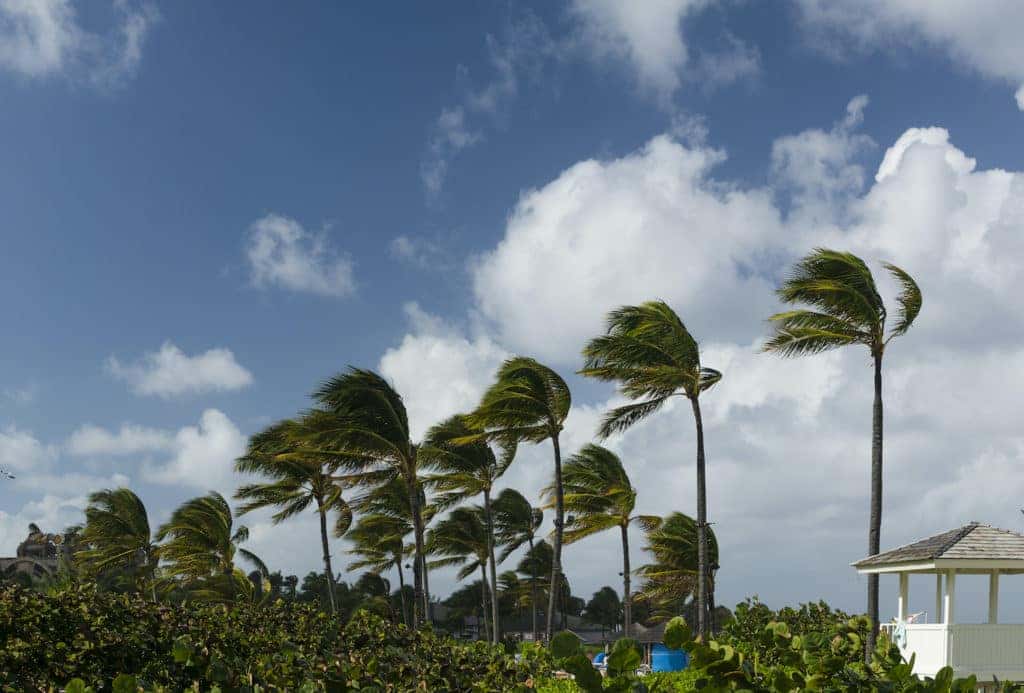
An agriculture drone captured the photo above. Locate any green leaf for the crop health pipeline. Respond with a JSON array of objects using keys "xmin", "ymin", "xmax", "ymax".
[
  {"xmin": 663, "ymin": 616, "xmax": 691, "ymax": 650},
  {"xmin": 112, "ymin": 674, "xmax": 137, "ymax": 693},
  {"xmin": 550, "ymin": 630, "xmax": 582, "ymax": 659}
]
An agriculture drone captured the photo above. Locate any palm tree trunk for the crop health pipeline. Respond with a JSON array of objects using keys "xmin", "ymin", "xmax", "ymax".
[
  {"xmin": 546, "ymin": 432, "xmax": 564, "ymax": 640},
  {"xmin": 396, "ymin": 558, "xmax": 409, "ymax": 627},
  {"xmin": 407, "ymin": 479, "xmax": 426, "ymax": 626},
  {"xmin": 690, "ymin": 395, "xmax": 709, "ymax": 641},
  {"xmin": 483, "ymin": 488, "xmax": 500, "ymax": 644},
  {"xmin": 620, "ymin": 522, "xmax": 631, "ymax": 638},
  {"xmin": 528, "ymin": 536, "xmax": 538, "ymax": 642},
  {"xmin": 480, "ymin": 564, "xmax": 491, "ymax": 642},
  {"xmin": 422, "ymin": 551, "xmax": 433, "ymax": 624},
  {"xmin": 316, "ymin": 496, "xmax": 337, "ymax": 614},
  {"xmin": 866, "ymin": 352, "xmax": 884, "ymax": 661}
]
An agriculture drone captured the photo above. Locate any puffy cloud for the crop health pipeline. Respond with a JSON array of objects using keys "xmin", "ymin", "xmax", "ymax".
[
  {"xmin": 471, "ymin": 134, "xmax": 784, "ymax": 363},
  {"xmin": 246, "ymin": 214, "xmax": 355, "ymax": 298},
  {"xmin": 378, "ymin": 303, "xmax": 509, "ymax": 441},
  {"xmin": 0, "ymin": 0, "xmax": 158, "ymax": 86},
  {"xmin": 66, "ymin": 422, "xmax": 173, "ymax": 457},
  {"xmin": 796, "ymin": 0, "xmax": 1024, "ymax": 109},
  {"xmin": 771, "ymin": 94, "xmax": 874, "ymax": 217},
  {"xmin": 568, "ymin": 0, "xmax": 758, "ymax": 101},
  {"xmin": 106, "ymin": 342, "xmax": 254, "ymax": 398},
  {"xmin": 142, "ymin": 409, "xmax": 247, "ymax": 492}
]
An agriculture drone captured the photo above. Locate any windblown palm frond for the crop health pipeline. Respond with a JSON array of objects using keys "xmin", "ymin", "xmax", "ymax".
[
  {"xmin": 425, "ymin": 505, "xmax": 489, "ymax": 580},
  {"xmin": 492, "ymin": 489, "xmax": 542, "ymax": 564},
  {"xmin": 580, "ymin": 300, "xmax": 720, "ymax": 438},
  {"xmin": 636, "ymin": 512, "xmax": 718, "ymax": 619},
  {"xmin": 76, "ymin": 488, "xmax": 159, "ymax": 596},
  {"xmin": 462, "ymin": 357, "xmax": 570, "ymax": 445},
  {"xmin": 156, "ymin": 492, "xmax": 263, "ymax": 583},
  {"xmin": 421, "ymin": 415, "xmax": 512, "ymax": 509}
]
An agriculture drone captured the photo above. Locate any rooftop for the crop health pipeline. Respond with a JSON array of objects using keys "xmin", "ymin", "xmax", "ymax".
[{"xmin": 854, "ymin": 523, "xmax": 1024, "ymax": 572}]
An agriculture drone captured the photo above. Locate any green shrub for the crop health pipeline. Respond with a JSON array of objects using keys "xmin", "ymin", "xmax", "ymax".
[
  {"xmin": 0, "ymin": 584, "xmax": 536, "ymax": 691},
  {"xmin": 664, "ymin": 614, "xmax": 1020, "ymax": 692},
  {"xmin": 716, "ymin": 597, "xmax": 855, "ymax": 666}
]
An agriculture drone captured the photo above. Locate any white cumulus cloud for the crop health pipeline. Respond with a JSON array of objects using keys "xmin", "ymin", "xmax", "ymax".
[
  {"xmin": 66, "ymin": 422, "xmax": 173, "ymax": 457},
  {"xmin": 796, "ymin": 0, "xmax": 1024, "ymax": 109},
  {"xmin": 142, "ymin": 409, "xmax": 247, "ymax": 492},
  {"xmin": 379, "ymin": 303, "xmax": 509, "ymax": 441},
  {"xmin": 246, "ymin": 214, "xmax": 356, "ymax": 297},
  {"xmin": 107, "ymin": 342, "xmax": 254, "ymax": 398}
]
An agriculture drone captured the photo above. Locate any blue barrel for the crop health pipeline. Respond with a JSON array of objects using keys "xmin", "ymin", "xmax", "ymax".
[{"xmin": 650, "ymin": 643, "xmax": 688, "ymax": 672}]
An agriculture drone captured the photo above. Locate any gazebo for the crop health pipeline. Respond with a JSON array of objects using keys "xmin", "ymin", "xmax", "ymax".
[{"xmin": 853, "ymin": 522, "xmax": 1024, "ymax": 682}]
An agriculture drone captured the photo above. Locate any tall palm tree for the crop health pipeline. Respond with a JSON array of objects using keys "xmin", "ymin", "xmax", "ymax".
[
  {"xmin": 156, "ymin": 492, "xmax": 267, "ymax": 601},
  {"xmin": 763, "ymin": 248, "xmax": 921, "ymax": 655},
  {"xmin": 425, "ymin": 505, "xmax": 493, "ymax": 641},
  {"xmin": 422, "ymin": 415, "xmax": 514, "ymax": 643},
  {"xmin": 636, "ymin": 512, "xmax": 718, "ymax": 624},
  {"xmin": 492, "ymin": 489, "xmax": 543, "ymax": 641},
  {"xmin": 542, "ymin": 444, "xmax": 658, "ymax": 637},
  {"xmin": 347, "ymin": 513, "xmax": 412, "ymax": 626},
  {"xmin": 581, "ymin": 301, "xmax": 721, "ymax": 639},
  {"xmin": 75, "ymin": 488, "xmax": 159, "ymax": 600},
  {"xmin": 309, "ymin": 368, "xmax": 430, "ymax": 625},
  {"xmin": 234, "ymin": 416, "xmax": 353, "ymax": 614},
  {"xmin": 464, "ymin": 357, "xmax": 571, "ymax": 639}
]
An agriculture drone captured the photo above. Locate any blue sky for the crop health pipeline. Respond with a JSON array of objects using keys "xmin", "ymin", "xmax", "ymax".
[{"xmin": 3, "ymin": 1, "xmax": 1024, "ymax": 621}]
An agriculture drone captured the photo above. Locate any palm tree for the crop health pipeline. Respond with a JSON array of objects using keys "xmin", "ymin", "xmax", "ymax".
[
  {"xmin": 234, "ymin": 416, "xmax": 353, "ymax": 614},
  {"xmin": 347, "ymin": 513, "xmax": 412, "ymax": 625},
  {"xmin": 75, "ymin": 488, "xmax": 159, "ymax": 600},
  {"xmin": 492, "ymin": 489, "xmax": 543, "ymax": 641},
  {"xmin": 156, "ymin": 492, "xmax": 267, "ymax": 601},
  {"xmin": 763, "ymin": 248, "xmax": 921, "ymax": 655},
  {"xmin": 464, "ymin": 357, "xmax": 570, "ymax": 639},
  {"xmin": 517, "ymin": 539, "xmax": 553, "ymax": 631},
  {"xmin": 422, "ymin": 415, "xmax": 514, "ymax": 643},
  {"xmin": 581, "ymin": 301, "xmax": 721, "ymax": 639},
  {"xmin": 425, "ymin": 505, "xmax": 493, "ymax": 640},
  {"xmin": 636, "ymin": 512, "xmax": 718, "ymax": 624},
  {"xmin": 543, "ymin": 444, "xmax": 658, "ymax": 637},
  {"xmin": 310, "ymin": 368, "xmax": 430, "ymax": 625}
]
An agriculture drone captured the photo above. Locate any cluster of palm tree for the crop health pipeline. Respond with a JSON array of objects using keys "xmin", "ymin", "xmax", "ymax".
[
  {"xmin": 64, "ymin": 248, "xmax": 919, "ymax": 658},
  {"xmin": 73, "ymin": 488, "xmax": 267, "ymax": 602}
]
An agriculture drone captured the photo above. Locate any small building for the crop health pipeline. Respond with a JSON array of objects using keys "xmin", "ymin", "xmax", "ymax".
[{"xmin": 853, "ymin": 522, "xmax": 1024, "ymax": 682}]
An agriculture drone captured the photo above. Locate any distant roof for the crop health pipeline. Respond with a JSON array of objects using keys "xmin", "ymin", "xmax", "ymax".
[{"xmin": 854, "ymin": 523, "xmax": 1024, "ymax": 572}]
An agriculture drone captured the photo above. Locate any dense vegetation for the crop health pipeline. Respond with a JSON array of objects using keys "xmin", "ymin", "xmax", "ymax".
[{"xmin": 0, "ymin": 584, "xmax": 534, "ymax": 691}]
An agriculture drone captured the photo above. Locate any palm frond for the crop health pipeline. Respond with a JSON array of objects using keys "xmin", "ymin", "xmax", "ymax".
[{"xmin": 883, "ymin": 262, "xmax": 922, "ymax": 338}]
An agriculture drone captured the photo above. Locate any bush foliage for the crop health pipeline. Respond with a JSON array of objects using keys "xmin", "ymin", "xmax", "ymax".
[{"xmin": 0, "ymin": 585, "xmax": 535, "ymax": 691}]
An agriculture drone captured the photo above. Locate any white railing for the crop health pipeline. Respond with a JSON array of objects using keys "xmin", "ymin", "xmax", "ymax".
[{"xmin": 891, "ymin": 623, "xmax": 1024, "ymax": 681}]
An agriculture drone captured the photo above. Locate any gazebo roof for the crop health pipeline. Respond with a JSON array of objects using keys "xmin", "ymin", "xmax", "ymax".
[{"xmin": 853, "ymin": 523, "xmax": 1024, "ymax": 574}]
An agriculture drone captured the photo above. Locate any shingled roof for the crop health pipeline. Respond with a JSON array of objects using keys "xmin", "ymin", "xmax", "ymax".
[{"xmin": 854, "ymin": 523, "xmax": 1024, "ymax": 569}]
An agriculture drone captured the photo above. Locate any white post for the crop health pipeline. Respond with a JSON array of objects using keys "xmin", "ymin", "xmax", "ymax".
[
  {"xmin": 989, "ymin": 570, "xmax": 1000, "ymax": 624},
  {"xmin": 934, "ymin": 573, "xmax": 942, "ymax": 624},
  {"xmin": 898, "ymin": 572, "xmax": 909, "ymax": 621},
  {"xmin": 943, "ymin": 570, "xmax": 956, "ymax": 625}
]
